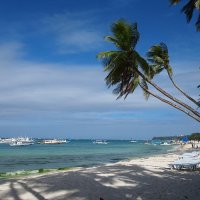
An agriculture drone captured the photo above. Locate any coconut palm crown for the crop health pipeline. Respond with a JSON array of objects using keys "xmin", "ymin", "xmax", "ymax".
[
  {"xmin": 147, "ymin": 42, "xmax": 200, "ymax": 107},
  {"xmin": 97, "ymin": 20, "xmax": 150, "ymax": 99},
  {"xmin": 147, "ymin": 42, "xmax": 173, "ymax": 78}
]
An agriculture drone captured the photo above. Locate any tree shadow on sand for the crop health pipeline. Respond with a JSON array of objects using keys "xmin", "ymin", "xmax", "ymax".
[{"xmin": 0, "ymin": 164, "xmax": 200, "ymax": 200}]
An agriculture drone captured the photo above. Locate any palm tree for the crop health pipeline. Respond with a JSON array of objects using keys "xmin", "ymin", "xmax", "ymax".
[
  {"xmin": 147, "ymin": 42, "xmax": 200, "ymax": 107},
  {"xmin": 170, "ymin": 0, "xmax": 200, "ymax": 31},
  {"xmin": 97, "ymin": 19, "xmax": 200, "ymax": 122},
  {"xmin": 97, "ymin": 20, "xmax": 149, "ymax": 99}
]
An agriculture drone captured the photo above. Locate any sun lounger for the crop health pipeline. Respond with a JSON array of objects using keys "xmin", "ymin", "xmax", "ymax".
[
  {"xmin": 169, "ymin": 158, "xmax": 200, "ymax": 170},
  {"xmin": 178, "ymin": 151, "xmax": 200, "ymax": 159}
]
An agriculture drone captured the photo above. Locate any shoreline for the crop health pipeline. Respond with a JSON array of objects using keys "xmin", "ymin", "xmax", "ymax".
[
  {"xmin": 1, "ymin": 143, "xmax": 200, "ymax": 200},
  {"xmin": 0, "ymin": 144, "xmax": 191, "ymax": 179},
  {"xmin": 0, "ymin": 144, "xmax": 180, "ymax": 179}
]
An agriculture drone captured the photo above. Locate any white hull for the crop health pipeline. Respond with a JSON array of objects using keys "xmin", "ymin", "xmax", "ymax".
[
  {"xmin": 41, "ymin": 139, "xmax": 69, "ymax": 144},
  {"xmin": 10, "ymin": 142, "xmax": 34, "ymax": 146},
  {"xmin": 93, "ymin": 140, "xmax": 108, "ymax": 144}
]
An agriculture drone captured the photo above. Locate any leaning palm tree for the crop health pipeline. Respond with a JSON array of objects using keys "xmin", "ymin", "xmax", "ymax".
[
  {"xmin": 97, "ymin": 19, "xmax": 200, "ymax": 122},
  {"xmin": 170, "ymin": 0, "xmax": 200, "ymax": 31},
  {"xmin": 147, "ymin": 42, "xmax": 200, "ymax": 107},
  {"xmin": 97, "ymin": 20, "xmax": 150, "ymax": 99}
]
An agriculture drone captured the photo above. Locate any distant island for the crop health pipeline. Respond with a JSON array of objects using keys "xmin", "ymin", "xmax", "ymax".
[{"xmin": 152, "ymin": 133, "xmax": 200, "ymax": 141}]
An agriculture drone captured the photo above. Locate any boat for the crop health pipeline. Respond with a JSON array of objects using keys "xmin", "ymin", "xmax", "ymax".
[
  {"xmin": 9, "ymin": 137, "xmax": 34, "ymax": 146},
  {"xmin": 130, "ymin": 140, "xmax": 137, "ymax": 143},
  {"xmin": 160, "ymin": 142, "xmax": 173, "ymax": 146},
  {"xmin": 93, "ymin": 140, "xmax": 108, "ymax": 144},
  {"xmin": 41, "ymin": 139, "xmax": 68, "ymax": 144},
  {"xmin": 9, "ymin": 141, "xmax": 34, "ymax": 146},
  {"xmin": 0, "ymin": 138, "xmax": 16, "ymax": 144}
]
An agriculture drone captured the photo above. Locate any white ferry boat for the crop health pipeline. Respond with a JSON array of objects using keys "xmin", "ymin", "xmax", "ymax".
[
  {"xmin": 9, "ymin": 137, "xmax": 34, "ymax": 146},
  {"xmin": 41, "ymin": 139, "xmax": 68, "ymax": 144}
]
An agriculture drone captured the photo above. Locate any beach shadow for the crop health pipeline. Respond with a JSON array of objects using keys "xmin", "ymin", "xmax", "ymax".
[
  {"xmin": 9, "ymin": 181, "xmax": 21, "ymax": 200},
  {"xmin": 0, "ymin": 165, "xmax": 200, "ymax": 200},
  {"xmin": 18, "ymin": 181, "xmax": 47, "ymax": 200}
]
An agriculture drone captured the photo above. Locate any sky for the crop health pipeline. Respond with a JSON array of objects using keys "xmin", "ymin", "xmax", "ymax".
[{"xmin": 0, "ymin": 0, "xmax": 199, "ymax": 139}]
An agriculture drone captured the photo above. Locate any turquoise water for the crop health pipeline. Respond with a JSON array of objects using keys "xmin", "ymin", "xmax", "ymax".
[{"xmin": 0, "ymin": 140, "xmax": 173, "ymax": 173}]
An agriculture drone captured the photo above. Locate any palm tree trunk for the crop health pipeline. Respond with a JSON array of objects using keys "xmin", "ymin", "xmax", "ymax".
[
  {"xmin": 167, "ymin": 70, "xmax": 200, "ymax": 107},
  {"xmin": 135, "ymin": 68, "xmax": 200, "ymax": 118},
  {"xmin": 139, "ymin": 83, "xmax": 200, "ymax": 123}
]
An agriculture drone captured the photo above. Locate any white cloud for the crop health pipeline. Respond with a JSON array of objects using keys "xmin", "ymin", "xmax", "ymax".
[
  {"xmin": 0, "ymin": 42, "xmax": 199, "ymax": 128},
  {"xmin": 41, "ymin": 12, "xmax": 103, "ymax": 53},
  {"xmin": 0, "ymin": 42, "xmax": 198, "ymax": 138},
  {"xmin": 0, "ymin": 41, "xmax": 25, "ymax": 61},
  {"xmin": 0, "ymin": 42, "xmax": 169, "ymax": 120}
]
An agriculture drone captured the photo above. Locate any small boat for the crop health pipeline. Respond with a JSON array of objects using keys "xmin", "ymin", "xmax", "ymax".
[
  {"xmin": 41, "ymin": 139, "xmax": 68, "ymax": 144},
  {"xmin": 0, "ymin": 138, "xmax": 16, "ymax": 144},
  {"xmin": 93, "ymin": 140, "xmax": 108, "ymax": 144},
  {"xmin": 130, "ymin": 140, "xmax": 137, "ymax": 143},
  {"xmin": 9, "ymin": 141, "xmax": 34, "ymax": 146},
  {"xmin": 9, "ymin": 137, "xmax": 34, "ymax": 146},
  {"xmin": 160, "ymin": 142, "xmax": 172, "ymax": 146}
]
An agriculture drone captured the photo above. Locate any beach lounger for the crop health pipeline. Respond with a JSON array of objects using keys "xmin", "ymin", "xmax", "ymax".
[
  {"xmin": 169, "ymin": 158, "xmax": 200, "ymax": 170},
  {"xmin": 178, "ymin": 151, "xmax": 200, "ymax": 159}
]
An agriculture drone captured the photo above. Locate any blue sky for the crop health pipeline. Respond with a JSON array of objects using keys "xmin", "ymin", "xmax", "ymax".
[{"xmin": 0, "ymin": 0, "xmax": 199, "ymax": 139}]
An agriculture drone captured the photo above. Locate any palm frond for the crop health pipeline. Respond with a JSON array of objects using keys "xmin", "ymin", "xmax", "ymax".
[
  {"xmin": 147, "ymin": 43, "xmax": 171, "ymax": 78},
  {"xmin": 196, "ymin": 13, "xmax": 200, "ymax": 31},
  {"xmin": 97, "ymin": 51, "xmax": 121, "ymax": 60},
  {"xmin": 196, "ymin": 0, "xmax": 200, "ymax": 9},
  {"xmin": 182, "ymin": 0, "xmax": 196, "ymax": 22},
  {"xmin": 97, "ymin": 19, "xmax": 147, "ymax": 99},
  {"xmin": 170, "ymin": 0, "xmax": 200, "ymax": 31},
  {"xmin": 140, "ymin": 79, "xmax": 150, "ymax": 100},
  {"xmin": 131, "ymin": 23, "xmax": 140, "ymax": 49},
  {"xmin": 149, "ymin": 65, "xmax": 164, "ymax": 79},
  {"xmin": 123, "ymin": 75, "xmax": 140, "ymax": 99},
  {"xmin": 170, "ymin": 0, "xmax": 181, "ymax": 5},
  {"xmin": 104, "ymin": 36, "xmax": 118, "ymax": 44},
  {"xmin": 133, "ymin": 51, "xmax": 150, "ymax": 76},
  {"xmin": 110, "ymin": 19, "xmax": 140, "ymax": 51},
  {"xmin": 167, "ymin": 65, "xmax": 173, "ymax": 76}
]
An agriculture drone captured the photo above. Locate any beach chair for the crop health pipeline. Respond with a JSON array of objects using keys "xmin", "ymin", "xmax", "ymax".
[
  {"xmin": 178, "ymin": 151, "xmax": 200, "ymax": 159},
  {"xmin": 169, "ymin": 157, "xmax": 200, "ymax": 170}
]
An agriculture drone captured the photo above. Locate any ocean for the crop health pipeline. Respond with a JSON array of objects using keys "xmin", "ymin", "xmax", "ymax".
[{"xmin": 0, "ymin": 140, "xmax": 174, "ymax": 173}]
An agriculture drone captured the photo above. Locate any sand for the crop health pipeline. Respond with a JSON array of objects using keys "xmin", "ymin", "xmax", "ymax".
[{"xmin": 0, "ymin": 144, "xmax": 200, "ymax": 200}]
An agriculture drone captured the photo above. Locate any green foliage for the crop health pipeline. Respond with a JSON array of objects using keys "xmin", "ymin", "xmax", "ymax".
[
  {"xmin": 38, "ymin": 168, "xmax": 51, "ymax": 173},
  {"xmin": 97, "ymin": 20, "xmax": 150, "ymax": 99},
  {"xmin": 57, "ymin": 167, "xmax": 71, "ymax": 171},
  {"xmin": 38, "ymin": 168, "xmax": 44, "ymax": 173},
  {"xmin": 152, "ymin": 135, "xmax": 189, "ymax": 140},
  {"xmin": 170, "ymin": 0, "xmax": 200, "ymax": 31},
  {"xmin": 141, "ymin": 79, "xmax": 150, "ymax": 100},
  {"xmin": 189, "ymin": 133, "xmax": 200, "ymax": 141},
  {"xmin": 97, "ymin": 19, "xmax": 200, "ymax": 123},
  {"xmin": 147, "ymin": 42, "xmax": 173, "ymax": 77},
  {"xmin": 108, "ymin": 19, "xmax": 140, "ymax": 51}
]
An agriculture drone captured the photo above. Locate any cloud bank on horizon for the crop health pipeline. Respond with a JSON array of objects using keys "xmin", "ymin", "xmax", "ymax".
[{"xmin": 0, "ymin": 0, "xmax": 199, "ymax": 139}]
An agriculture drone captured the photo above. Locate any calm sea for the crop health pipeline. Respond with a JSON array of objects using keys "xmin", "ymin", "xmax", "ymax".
[{"xmin": 0, "ymin": 140, "xmax": 174, "ymax": 173}]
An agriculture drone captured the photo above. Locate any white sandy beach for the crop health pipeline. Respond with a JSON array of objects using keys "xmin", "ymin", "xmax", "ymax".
[{"xmin": 0, "ymin": 144, "xmax": 200, "ymax": 200}]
